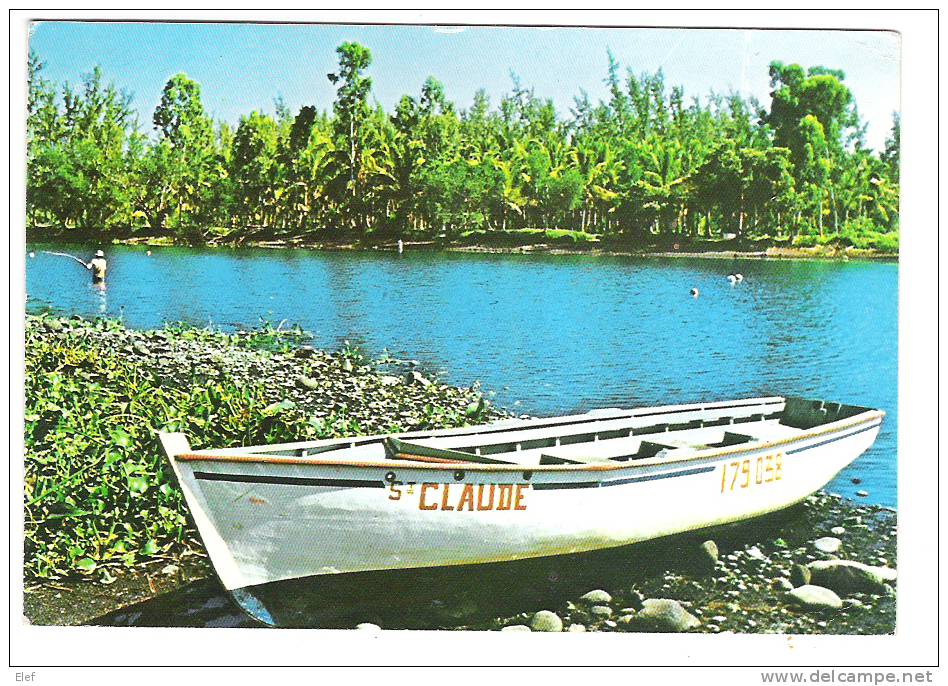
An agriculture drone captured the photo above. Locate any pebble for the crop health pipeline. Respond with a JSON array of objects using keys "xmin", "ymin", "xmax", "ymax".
[
  {"xmin": 567, "ymin": 624, "xmax": 586, "ymax": 632},
  {"xmin": 579, "ymin": 589, "xmax": 612, "ymax": 604},
  {"xmin": 786, "ymin": 585, "xmax": 843, "ymax": 611},
  {"xmin": 501, "ymin": 624, "xmax": 532, "ymax": 633},
  {"xmin": 746, "ymin": 546, "xmax": 767, "ymax": 561},
  {"xmin": 813, "ymin": 537, "xmax": 842, "ymax": 554},
  {"xmin": 695, "ymin": 540, "xmax": 719, "ymax": 574},
  {"xmin": 530, "ymin": 610, "xmax": 563, "ymax": 632},
  {"xmin": 856, "ymin": 490, "xmax": 869, "ymax": 498},
  {"xmin": 629, "ymin": 599, "xmax": 701, "ymax": 632},
  {"xmin": 807, "ymin": 559, "xmax": 895, "ymax": 595},
  {"xmin": 406, "ymin": 370, "xmax": 432, "ymax": 387},
  {"xmin": 831, "ymin": 526, "xmax": 846, "ymax": 536},
  {"xmin": 355, "ymin": 623, "xmax": 381, "ymax": 631}
]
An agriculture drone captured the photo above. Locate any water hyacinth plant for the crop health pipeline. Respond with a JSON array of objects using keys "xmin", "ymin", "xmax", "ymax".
[{"xmin": 24, "ymin": 314, "xmax": 495, "ymax": 582}]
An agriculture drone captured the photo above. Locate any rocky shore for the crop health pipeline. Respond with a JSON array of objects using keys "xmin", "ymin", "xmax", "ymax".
[
  {"xmin": 464, "ymin": 491, "xmax": 896, "ymax": 635},
  {"xmin": 23, "ymin": 315, "xmax": 896, "ymax": 633}
]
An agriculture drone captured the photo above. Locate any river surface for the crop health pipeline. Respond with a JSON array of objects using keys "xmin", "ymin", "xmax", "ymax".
[{"xmin": 26, "ymin": 243, "xmax": 898, "ymax": 507}]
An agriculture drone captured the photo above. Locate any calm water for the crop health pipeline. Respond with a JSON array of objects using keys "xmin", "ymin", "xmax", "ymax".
[{"xmin": 26, "ymin": 243, "xmax": 898, "ymax": 507}]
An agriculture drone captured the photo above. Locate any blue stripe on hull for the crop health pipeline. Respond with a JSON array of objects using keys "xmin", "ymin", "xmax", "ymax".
[
  {"xmin": 784, "ymin": 423, "xmax": 881, "ymax": 455},
  {"xmin": 191, "ymin": 421, "xmax": 880, "ymax": 492}
]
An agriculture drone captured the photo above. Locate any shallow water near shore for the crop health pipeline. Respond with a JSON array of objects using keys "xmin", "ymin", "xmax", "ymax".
[{"xmin": 26, "ymin": 243, "xmax": 898, "ymax": 507}]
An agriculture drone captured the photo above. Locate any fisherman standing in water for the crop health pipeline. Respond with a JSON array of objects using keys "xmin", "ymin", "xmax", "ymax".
[{"xmin": 87, "ymin": 249, "xmax": 107, "ymax": 284}]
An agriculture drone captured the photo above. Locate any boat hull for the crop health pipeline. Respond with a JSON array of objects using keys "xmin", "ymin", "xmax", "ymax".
[
  {"xmin": 222, "ymin": 506, "xmax": 812, "ymax": 628},
  {"xmin": 164, "ymin": 413, "xmax": 882, "ymax": 608}
]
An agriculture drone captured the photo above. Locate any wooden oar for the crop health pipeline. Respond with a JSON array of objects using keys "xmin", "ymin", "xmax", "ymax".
[{"xmin": 40, "ymin": 250, "xmax": 89, "ymax": 269}]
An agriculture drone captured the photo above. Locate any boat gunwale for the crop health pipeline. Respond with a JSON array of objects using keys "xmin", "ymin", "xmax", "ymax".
[
  {"xmin": 181, "ymin": 396, "xmax": 787, "ymax": 455},
  {"xmin": 172, "ymin": 409, "xmax": 884, "ymax": 473}
]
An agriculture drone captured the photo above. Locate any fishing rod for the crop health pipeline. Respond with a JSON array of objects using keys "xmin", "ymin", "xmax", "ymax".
[{"xmin": 40, "ymin": 250, "xmax": 89, "ymax": 268}]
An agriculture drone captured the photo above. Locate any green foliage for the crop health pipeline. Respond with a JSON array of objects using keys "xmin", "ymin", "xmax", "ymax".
[
  {"xmin": 23, "ymin": 323, "xmax": 315, "ymax": 580},
  {"xmin": 26, "ymin": 46, "xmax": 898, "ymax": 252},
  {"xmin": 24, "ymin": 316, "xmax": 491, "ymax": 581}
]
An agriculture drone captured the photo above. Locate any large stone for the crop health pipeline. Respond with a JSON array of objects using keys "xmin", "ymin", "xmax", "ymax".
[
  {"xmin": 501, "ymin": 624, "xmax": 531, "ymax": 633},
  {"xmin": 626, "ymin": 598, "xmax": 700, "ymax": 633},
  {"xmin": 530, "ymin": 610, "xmax": 563, "ymax": 632},
  {"xmin": 786, "ymin": 585, "xmax": 843, "ymax": 611},
  {"xmin": 807, "ymin": 560, "xmax": 896, "ymax": 595},
  {"xmin": 579, "ymin": 589, "xmax": 612, "ymax": 604},
  {"xmin": 813, "ymin": 537, "xmax": 842, "ymax": 554}
]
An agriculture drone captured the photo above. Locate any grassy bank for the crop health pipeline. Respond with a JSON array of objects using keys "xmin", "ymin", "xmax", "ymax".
[{"xmin": 24, "ymin": 314, "xmax": 497, "ymax": 590}]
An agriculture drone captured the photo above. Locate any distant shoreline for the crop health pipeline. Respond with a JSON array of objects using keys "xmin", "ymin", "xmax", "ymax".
[{"xmin": 27, "ymin": 232, "xmax": 900, "ymax": 262}]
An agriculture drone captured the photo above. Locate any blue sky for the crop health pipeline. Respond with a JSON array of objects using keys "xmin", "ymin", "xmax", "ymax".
[{"xmin": 28, "ymin": 22, "xmax": 900, "ymax": 151}]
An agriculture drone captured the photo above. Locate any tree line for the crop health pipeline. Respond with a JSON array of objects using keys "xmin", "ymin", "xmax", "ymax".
[{"xmin": 26, "ymin": 42, "xmax": 900, "ymax": 249}]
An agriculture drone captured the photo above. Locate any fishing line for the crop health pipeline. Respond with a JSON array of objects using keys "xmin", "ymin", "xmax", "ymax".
[{"xmin": 40, "ymin": 250, "xmax": 89, "ymax": 268}]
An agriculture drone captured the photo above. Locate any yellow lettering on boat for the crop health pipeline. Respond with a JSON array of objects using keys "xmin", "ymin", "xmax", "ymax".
[
  {"xmin": 410, "ymin": 482, "xmax": 529, "ymax": 511},
  {"xmin": 740, "ymin": 460, "xmax": 751, "ymax": 488},
  {"xmin": 387, "ymin": 482, "xmax": 402, "ymax": 501},
  {"xmin": 456, "ymin": 484, "xmax": 475, "ymax": 511},
  {"xmin": 764, "ymin": 455, "xmax": 775, "ymax": 483},
  {"xmin": 440, "ymin": 484, "xmax": 455, "ymax": 511},
  {"xmin": 476, "ymin": 484, "xmax": 495, "ymax": 511},
  {"xmin": 720, "ymin": 453, "xmax": 784, "ymax": 494},
  {"xmin": 496, "ymin": 484, "xmax": 513, "ymax": 510},
  {"xmin": 419, "ymin": 483, "xmax": 439, "ymax": 510}
]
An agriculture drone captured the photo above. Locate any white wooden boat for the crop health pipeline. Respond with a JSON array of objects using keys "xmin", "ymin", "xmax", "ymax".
[{"xmin": 159, "ymin": 395, "xmax": 883, "ymax": 626}]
